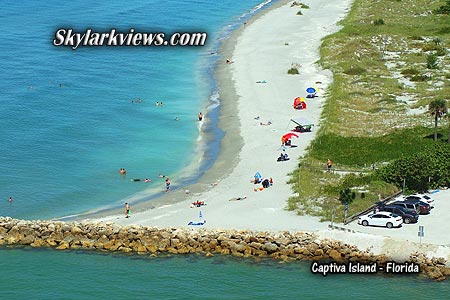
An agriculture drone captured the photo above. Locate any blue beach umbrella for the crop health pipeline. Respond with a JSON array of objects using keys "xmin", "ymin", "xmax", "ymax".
[
  {"xmin": 306, "ymin": 87, "xmax": 316, "ymax": 94},
  {"xmin": 254, "ymin": 172, "xmax": 262, "ymax": 179}
]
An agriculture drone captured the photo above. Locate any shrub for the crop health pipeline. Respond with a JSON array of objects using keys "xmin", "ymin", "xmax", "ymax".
[
  {"xmin": 377, "ymin": 143, "xmax": 450, "ymax": 192},
  {"xmin": 427, "ymin": 53, "xmax": 439, "ymax": 69},
  {"xmin": 373, "ymin": 18, "xmax": 385, "ymax": 26},
  {"xmin": 436, "ymin": 46, "xmax": 447, "ymax": 56},
  {"xmin": 288, "ymin": 67, "xmax": 299, "ymax": 75},
  {"xmin": 288, "ymin": 63, "xmax": 301, "ymax": 75},
  {"xmin": 411, "ymin": 74, "xmax": 431, "ymax": 82},
  {"xmin": 434, "ymin": 0, "xmax": 450, "ymax": 14},
  {"xmin": 297, "ymin": 10, "xmax": 303, "ymax": 15},
  {"xmin": 422, "ymin": 43, "xmax": 438, "ymax": 52},
  {"xmin": 339, "ymin": 188, "xmax": 356, "ymax": 205},
  {"xmin": 300, "ymin": 3, "xmax": 310, "ymax": 9},
  {"xmin": 343, "ymin": 66, "xmax": 366, "ymax": 75},
  {"xmin": 401, "ymin": 68, "xmax": 420, "ymax": 76}
]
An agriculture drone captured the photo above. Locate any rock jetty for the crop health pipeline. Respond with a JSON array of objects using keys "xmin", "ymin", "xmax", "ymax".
[{"xmin": 0, "ymin": 217, "xmax": 448, "ymax": 281}]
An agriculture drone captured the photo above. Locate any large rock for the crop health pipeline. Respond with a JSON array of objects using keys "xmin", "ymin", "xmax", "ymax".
[
  {"xmin": 263, "ymin": 242, "xmax": 278, "ymax": 253},
  {"xmin": 328, "ymin": 249, "xmax": 345, "ymax": 263}
]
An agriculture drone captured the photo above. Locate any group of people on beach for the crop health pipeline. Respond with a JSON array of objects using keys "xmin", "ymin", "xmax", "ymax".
[
  {"xmin": 119, "ymin": 110, "xmax": 206, "ymax": 219},
  {"xmin": 122, "ymin": 175, "xmax": 171, "ymax": 218}
]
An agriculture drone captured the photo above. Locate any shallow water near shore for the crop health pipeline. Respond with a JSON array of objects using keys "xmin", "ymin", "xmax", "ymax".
[
  {"xmin": 1, "ymin": 247, "xmax": 449, "ymax": 299},
  {"xmin": 1, "ymin": 0, "xmax": 273, "ymax": 220}
]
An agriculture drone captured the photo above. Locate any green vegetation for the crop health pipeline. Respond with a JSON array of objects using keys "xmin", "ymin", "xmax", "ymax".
[
  {"xmin": 373, "ymin": 18, "xmax": 385, "ymax": 26},
  {"xmin": 287, "ymin": 63, "xmax": 301, "ymax": 75},
  {"xmin": 287, "ymin": 67, "xmax": 299, "ymax": 74},
  {"xmin": 427, "ymin": 53, "xmax": 439, "ymax": 69},
  {"xmin": 434, "ymin": 0, "xmax": 450, "ymax": 14},
  {"xmin": 296, "ymin": 10, "xmax": 303, "ymax": 16},
  {"xmin": 287, "ymin": 0, "xmax": 450, "ymax": 222},
  {"xmin": 377, "ymin": 143, "xmax": 450, "ymax": 192},
  {"xmin": 429, "ymin": 98, "xmax": 448, "ymax": 141},
  {"xmin": 290, "ymin": 1, "xmax": 310, "ymax": 9}
]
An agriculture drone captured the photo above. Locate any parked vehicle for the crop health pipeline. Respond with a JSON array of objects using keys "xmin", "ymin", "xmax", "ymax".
[
  {"xmin": 358, "ymin": 211, "xmax": 403, "ymax": 228},
  {"xmin": 404, "ymin": 198, "xmax": 431, "ymax": 214},
  {"xmin": 390, "ymin": 201, "xmax": 421, "ymax": 214},
  {"xmin": 379, "ymin": 205, "xmax": 419, "ymax": 224},
  {"xmin": 406, "ymin": 194, "xmax": 435, "ymax": 208}
]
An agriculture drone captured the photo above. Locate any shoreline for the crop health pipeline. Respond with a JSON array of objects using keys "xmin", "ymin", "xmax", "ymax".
[
  {"xmin": 61, "ymin": 0, "xmax": 283, "ymax": 222},
  {"xmin": 76, "ymin": 0, "xmax": 450, "ymax": 266},
  {"xmin": 85, "ymin": 0, "xmax": 351, "ymax": 230}
]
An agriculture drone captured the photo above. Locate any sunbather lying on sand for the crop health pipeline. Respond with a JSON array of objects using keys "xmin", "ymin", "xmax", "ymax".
[
  {"xmin": 191, "ymin": 200, "xmax": 206, "ymax": 207},
  {"xmin": 229, "ymin": 196, "xmax": 247, "ymax": 201},
  {"xmin": 259, "ymin": 121, "xmax": 272, "ymax": 126}
]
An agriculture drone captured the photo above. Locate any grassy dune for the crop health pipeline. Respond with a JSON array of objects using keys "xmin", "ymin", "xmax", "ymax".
[{"xmin": 288, "ymin": 0, "xmax": 450, "ymax": 221}]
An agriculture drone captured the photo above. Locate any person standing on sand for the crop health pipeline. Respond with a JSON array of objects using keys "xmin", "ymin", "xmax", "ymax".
[
  {"xmin": 125, "ymin": 203, "xmax": 130, "ymax": 218},
  {"xmin": 198, "ymin": 112, "xmax": 203, "ymax": 121},
  {"xmin": 165, "ymin": 178, "xmax": 171, "ymax": 193}
]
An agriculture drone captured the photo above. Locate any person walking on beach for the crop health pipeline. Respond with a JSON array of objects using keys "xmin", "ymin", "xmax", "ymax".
[
  {"xmin": 125, "ymin": 202, "xmax": 130, "ymax": 218},
  {"xmin": 165, "ymin": 178, "xmax": 171, "ymax": 193},
  {"xmin": 198, "ymin": 112, "xmax": 203, "ymax": 121}
]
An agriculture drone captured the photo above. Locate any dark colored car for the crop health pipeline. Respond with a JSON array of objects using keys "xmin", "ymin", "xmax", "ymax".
[
  {"xmin": 390, "ymin": 201, "xmax": 420, "ymax": 214},
  {"xmin": 379, "ymin": 205, "xmax": 419, "ymax": 224},
  {"xmin": 404, "ymin": 198, "xmax": 431, "ymax": 215}
]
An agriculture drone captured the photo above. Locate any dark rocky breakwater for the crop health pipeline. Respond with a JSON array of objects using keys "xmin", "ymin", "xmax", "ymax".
[{"xmin": 0, "ymin": 217, "xmax": 449, "ymax": 281}]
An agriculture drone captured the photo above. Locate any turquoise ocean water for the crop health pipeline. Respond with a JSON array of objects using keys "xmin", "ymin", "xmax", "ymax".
[
  {"xmin": 1, "ymin": 0, "xmax": 449, "ymax": 297},
  {"xmin": 1, "ymin": 247, "xmax": 449, "ymax": 299},
  {"xmin": 1, "ymin": 0, "xmax": 270, "ymax": 220}
]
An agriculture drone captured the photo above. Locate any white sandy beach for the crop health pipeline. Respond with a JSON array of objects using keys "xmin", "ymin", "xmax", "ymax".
[
  {"xmin": 92, "ymin": 0, "xmax": 348, "ymax": 231},
  {"xmin": 88, "ymin": 0, "xmax": 450, "ymax": 263}
]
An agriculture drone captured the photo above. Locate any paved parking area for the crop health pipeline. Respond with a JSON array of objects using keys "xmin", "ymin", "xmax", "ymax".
[{"xmin": 342, "ymin": 190, "xmax": 450, "ymax": 246}]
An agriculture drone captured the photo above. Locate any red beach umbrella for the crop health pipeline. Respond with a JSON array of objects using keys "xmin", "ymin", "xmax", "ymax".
[{"xmin": 282, "ymin": 132, "xmax": 299, "ymax": 141}]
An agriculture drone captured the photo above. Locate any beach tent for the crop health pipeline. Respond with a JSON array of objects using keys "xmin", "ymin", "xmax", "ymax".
[
  {"xmin": 289, "ymin": 117, "xmax": 314, "ymax": 133},
  {"xmin": 293, "ymin": 97, "xmax": 306, "ymax": 110}
]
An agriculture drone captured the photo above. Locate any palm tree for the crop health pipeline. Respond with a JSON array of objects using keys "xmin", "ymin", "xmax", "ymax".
[
  {"xmin": 445, "ymin": 113, "xmax": 450, "ymax": 143},
  {"xmin": 428, "ymin": 98, "xmax": 448, "ymax": 141}
]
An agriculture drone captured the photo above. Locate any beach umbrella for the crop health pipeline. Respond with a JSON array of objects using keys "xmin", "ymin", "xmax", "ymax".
[
  {"xmin": 293, "ymin": 97, "xmax": 306, "ymax": 109},
  {"xmin": 306, "ymin": 87, "xmax": 316, "ymax": 94},
  {"xmin": 282, "ymin": 132, "xmax": 299, "ymax": 140},
  {"xmin": 254, "ymin": 172, "xmax": 262, "ymax": 179}
]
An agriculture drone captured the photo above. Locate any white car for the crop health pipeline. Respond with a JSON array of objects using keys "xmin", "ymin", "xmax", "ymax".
[
  {"xmin": 358, "ymin": 211, "xmax": 403, "ymax": 228},
  {"xmin": 407, "ymin": 193, "xmax": 435, "ymax": 208}
]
